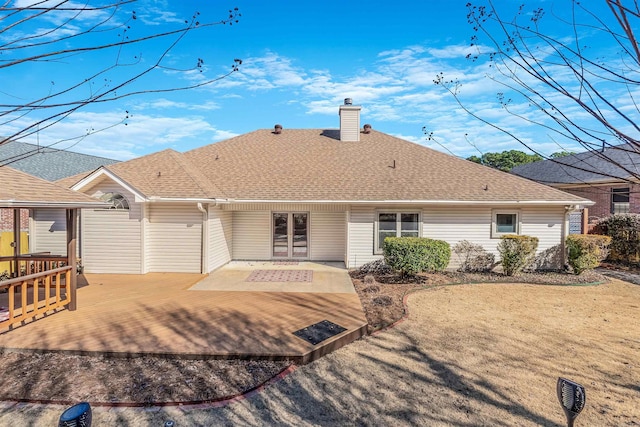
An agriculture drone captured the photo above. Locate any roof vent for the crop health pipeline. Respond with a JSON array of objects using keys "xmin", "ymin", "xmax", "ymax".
[
  {"xmin": 344, "ymin": 98, "xmax": 352, "ymax": 105},
  {"xmin": 273, "ymin": 124, "xmax": 282, "ymax": 134},
  {"xmin": 363, "ymin": 124, "xmax": 372, "ymax": 134}
]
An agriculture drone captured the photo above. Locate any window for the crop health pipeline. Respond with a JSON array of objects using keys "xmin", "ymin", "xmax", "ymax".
[
  {"xmin": 99, "ymin": 192, "xmax": 130, "ymax": 210},
  {"xmin": 611, "ymin": 188, "xmax": 630, "ymax": 214},
  {"xmin": 491, "ymin": 210, "xmax": 520, "ymax": 238},
  {"xmin": 375, "ymin": 212, "xmax": 420, "ymax": 252}
]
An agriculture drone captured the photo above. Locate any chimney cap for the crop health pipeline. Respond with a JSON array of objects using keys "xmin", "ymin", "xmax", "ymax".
[{"xmin": 344, "ymin": 98, "xmax": 353, "ymax": 105}]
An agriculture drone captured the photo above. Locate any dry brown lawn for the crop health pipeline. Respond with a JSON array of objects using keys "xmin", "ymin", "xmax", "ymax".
[{"xmin": 391, "ymin": 279, "xmax": 640, "ymax": 426}]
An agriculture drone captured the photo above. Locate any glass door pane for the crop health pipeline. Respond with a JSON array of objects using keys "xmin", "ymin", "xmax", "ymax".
[
  {"xmin": 272, "ymin": 213, "xmax": 289, "ymax": 257},
  {"xmin": 292, "ymin": 213, "xmax": 308, "ymax": 258}
]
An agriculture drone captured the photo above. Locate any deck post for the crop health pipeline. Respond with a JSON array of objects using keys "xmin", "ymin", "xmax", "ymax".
[
  {"xmin": 582, "ymin": 207, "xmax": 589, "ymax": 234},
  {"xmin": 66, "ymin": 208, "xmax": 78, "ymax": 311},
  {"xmin": 12, "ymin": 208, "xmax": 20, "ymax": 277}
]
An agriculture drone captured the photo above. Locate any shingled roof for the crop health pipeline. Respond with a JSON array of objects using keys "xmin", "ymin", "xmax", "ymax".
[
  {"xmin": 0, "ymin": 140, "xmax": 118, "ymax": 181},
  {"xmin": 180, "ymin": 128, "xmax": 588, "ymax": 204},
  {"xmin": 102, "ymin": 149, "xmax": 223, "ymax": 199},
  {"xmin": 511, "ymin": 143, "xmax": 640, "ymax": 185},
  {"xmin": 65, "ymin": 128, "xmax": 590, "ymax": 204},
  {"xmin": 0, "ymin": 166, "xmax": 107, "ymax": 208}
]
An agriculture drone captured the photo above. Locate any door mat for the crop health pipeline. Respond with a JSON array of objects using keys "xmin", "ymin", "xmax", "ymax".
[
  {"xmin": 246, "ymin": 269, "xmax": 313, "ymax": 282},
  {"xmin": 273, "ymin": 261, "xmax": 299, "ymax": 265},
  {"xmin": 293, "ymin": 320, "xmax": 347, "ymax": 345}
]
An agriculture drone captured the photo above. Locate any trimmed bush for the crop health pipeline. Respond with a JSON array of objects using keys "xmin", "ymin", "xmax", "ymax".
[
  {"xmin": 566, "ymin": 234, "xmax": 611, "ymax": 274},
  {"xmin": 452, "ymin": 240, "xmax": 496, "ymax": 272},
  {"xmin": 383, "ymin": 237, "xmax": 451, "ymax": 276},
  {"xmin": 593, "ymin": 214, "xmax": 640, "ymax": 265},
  {"xmin": 497, "ymin": 234, "xmax": 538, "ymax": 276}
]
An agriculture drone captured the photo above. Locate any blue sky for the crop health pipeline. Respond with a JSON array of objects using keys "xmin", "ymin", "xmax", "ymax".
[{"xmin": 1, "ymin": 0, "xmax": 633, "ymax": 161}]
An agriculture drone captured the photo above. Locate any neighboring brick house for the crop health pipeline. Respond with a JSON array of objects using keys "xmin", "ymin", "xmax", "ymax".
[
  {"xmin": 511, "ymin": 144, "xmax": 640, "ymax": 230},
  {"xmin": 0, "ymin": 140, "xmax": 118, "ymax": 232}
]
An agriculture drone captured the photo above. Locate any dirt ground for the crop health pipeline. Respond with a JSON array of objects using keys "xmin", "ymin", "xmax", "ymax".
[{"xmin": 2, "ymin": 277, "xmax": 638, "ymax": 426}]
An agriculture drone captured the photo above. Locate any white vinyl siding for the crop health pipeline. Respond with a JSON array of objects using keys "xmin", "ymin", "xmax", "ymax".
[
  {"xmin": 208, "ymin": 208, "xmax": 232, "ymax": 272},
  {"xmin": 346, "ymin": 205, "xmax": 567, "ymax": 269},
  {"xmin": 232, "ymin": 211, "xmax": 270, "ymax": 260},
  {"xmin": 147, "ymin": 204, "xmax": 202, "ymax": 273},
  {"xmin": 82, "ymin": 209, "xmax": 141, "ymax": 273},
  {"xmin": 423, "ymin": 207, "xmax": 494, "ymax": 269},
  {"xmin": 346, "ymin": 206, "xmax": 382, "ymax": 268},
  {"xmin": 80, "ymin": 180, "xmax": 142, "ymax": 274},
  {"xmin": 520, "ymin": 207, "xmax": 565, "ymax": 254},
  {"xmin": 339, "ymin": 105, "xmax": 360, "ymax": 142},
  {"xmin": 424, "ymin": 206, "xmax": 565, "ymax": 269},
  {"xmin": 310, "ymin": 211, "xmax": 345, "ymax": 261},
  {"xmin": 31, "ymin": 209, "xmax": 68, "ymax": 255}
]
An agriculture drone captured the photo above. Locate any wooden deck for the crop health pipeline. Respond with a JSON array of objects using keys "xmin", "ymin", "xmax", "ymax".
[{"xmin": 0, "ymin": 272, "xmax": 368, "ymax": 364}]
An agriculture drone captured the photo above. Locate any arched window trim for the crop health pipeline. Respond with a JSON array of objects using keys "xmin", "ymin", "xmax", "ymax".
[{"xmin": 99, "ymin": 192, "xmax": 130, "ymax": 210}]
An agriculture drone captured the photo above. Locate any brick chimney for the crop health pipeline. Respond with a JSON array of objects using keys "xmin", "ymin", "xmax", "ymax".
[{"xmin": 339, "ymin": 98, "xmax": 361, "ymax": 142}]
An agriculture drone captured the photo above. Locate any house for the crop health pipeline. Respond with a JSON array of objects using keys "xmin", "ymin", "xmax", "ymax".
[
  {"xmin": 0, "ymin": 140, "xmax": 118, "ymax": 181},
  {"xmin": 0, "ymin": 140, "xmax": 118, "ymax": 238},
  {"xmin": 511, "ymin": 143, "xmax": 640, "ymax": 226},
  {"xmin": 35, "ymin": 100, "xmax": 591, "ymax": 274}
]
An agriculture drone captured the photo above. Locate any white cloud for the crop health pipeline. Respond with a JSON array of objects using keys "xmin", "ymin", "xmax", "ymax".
[
  {"xmin": 135, "ymin": 98, "xmax": 220, "ymax": 111},
  {"xmin": 4, "ymin": 110, "xmax": 235, "ymax": 160}
]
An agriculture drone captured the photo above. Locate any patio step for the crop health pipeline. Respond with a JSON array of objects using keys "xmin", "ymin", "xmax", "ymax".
[{"xmin": 298, "ymin": 322, "xmax": 368, "ymax": 365}]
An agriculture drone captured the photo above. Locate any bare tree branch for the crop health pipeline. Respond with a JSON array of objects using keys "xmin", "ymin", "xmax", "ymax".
[
  {"xmin": 443, "ymin": 0, "xmax": 640, "ymax": 184},
  {"xmin": 0, "ymin": 1, "xmax": 242, "ymax": 160}
]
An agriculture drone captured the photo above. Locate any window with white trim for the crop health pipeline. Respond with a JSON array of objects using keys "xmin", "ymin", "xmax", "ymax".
[
  {"xmin": 375, "ymin": 212, "xmax": 420, "ymax": 252},
  {"xmin": 99, "ymin": 192, "xmax": 130, "ymax": 210},
  {"xmin": 611, "ymin": 188, "xmax": 630, "ymax": 214},
  {"xmin": 491, "ymin": 210, "xmax": 520, "ymax": 238}
]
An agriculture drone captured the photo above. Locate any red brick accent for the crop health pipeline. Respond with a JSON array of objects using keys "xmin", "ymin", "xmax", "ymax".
[
  {"xmin": 563, "ymin": 183, "xmax": 640, "ymax": 222},
  {"xmin": 0, "ymin": 209, "xmax": 29, "ymax": 232}
]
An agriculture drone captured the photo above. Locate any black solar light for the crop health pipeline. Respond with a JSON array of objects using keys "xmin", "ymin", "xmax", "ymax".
[
  {"xmin": 557, "ymin": 377, "xmax": 586, "ymax": 427},
  {"xmin": 58, "ymin": 402, "xmax": 92, "ymax": 427},
  {"xmin": 164, "ymin": 421, "xmax": 176, "ymax": 427}
]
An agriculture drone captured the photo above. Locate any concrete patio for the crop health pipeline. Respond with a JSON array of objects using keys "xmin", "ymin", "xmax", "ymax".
[{"xmin": 0, "ymin": 262, "xmax": 367, "ymax": 364}]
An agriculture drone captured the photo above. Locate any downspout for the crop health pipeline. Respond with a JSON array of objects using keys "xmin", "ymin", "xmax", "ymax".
[
  {"xmin": 197, "ymin": 203, "xmax": 208, "ymax": 274},
  {"xmin": 563, "ymin": 205, "xmax": 580, "ymax": 269}
]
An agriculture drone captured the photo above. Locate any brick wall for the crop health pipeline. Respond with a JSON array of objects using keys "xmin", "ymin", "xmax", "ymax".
[
  {"xmin": 0, "ymin": 209, "xmax": 29, "ymax": 232},
  {"xmin": 563, "ymin": 183, "xmax": 640, "ymax": 221}
]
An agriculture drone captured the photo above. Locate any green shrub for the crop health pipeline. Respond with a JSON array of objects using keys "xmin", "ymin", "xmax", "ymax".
[
  {"xmin": 566, "ymin": 234, "xmax": 611, "ymax": 274},
  {"xmin": 383, "ymin": 237, "xmax": 451, "ymax": 276},
  {"xmin": 497, "ymin": 234, "xmax": 539, "ymax": 276},
  {"xmin": 593, "ymin": 214, "xmax": 640, "ymax": 264},
  {"xmin": 452, "ymin": 240, "xmax": 495, "ymax": 272}
]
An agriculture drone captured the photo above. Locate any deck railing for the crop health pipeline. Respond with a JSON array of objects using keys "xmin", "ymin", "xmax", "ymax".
[
  {"xmin": 0, "ymin": 265, "xmax": 72, "ymax": 330},
  {"xmin": 0, "ymin": 253, "xmax": 68, "ymax": 278}
]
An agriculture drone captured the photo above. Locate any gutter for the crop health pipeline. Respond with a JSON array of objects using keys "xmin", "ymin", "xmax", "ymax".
[
  {"xmin": 221, "ymin": 199, "xmax": 595, "ymax": 206},
  {"xmin": 0, "ymin": 201, "xmax": 109, "ymax": 209},
  {"xmin": 147, "ymin": 197, "xmax": 220, "ymax": 203}
]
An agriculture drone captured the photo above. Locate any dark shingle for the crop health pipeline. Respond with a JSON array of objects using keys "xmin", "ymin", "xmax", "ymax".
[
  {"xmin": 511, "ymin": 143, "xmax": 640, "ymax": 184},
  {"xmin": 0, "ymin": 140, "xmax": 118, "ymax": 181}
]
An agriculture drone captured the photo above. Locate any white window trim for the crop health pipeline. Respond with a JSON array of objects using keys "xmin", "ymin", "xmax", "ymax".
[
  {"xmin": 611, "ymin": 187, "xmax": 630, "ymax": 214},
  {"xmin": 491, "ymin": 209, "xmax": 521, "ymax": 239},
  {"xmin": 374, "ymin": 211, "xmax": 422, "ymax": 254}
]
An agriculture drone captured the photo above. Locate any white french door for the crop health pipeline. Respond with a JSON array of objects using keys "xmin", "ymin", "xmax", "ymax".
[{"xmin": 272, "ymin": 212, "xmax": 308, "ymax": 258}]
